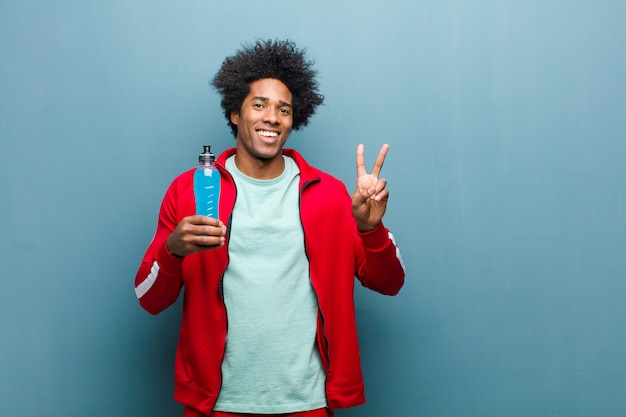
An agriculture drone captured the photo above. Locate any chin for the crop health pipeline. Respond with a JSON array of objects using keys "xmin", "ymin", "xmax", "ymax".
[
  {"xmin": 255, "ymin": 145, "xmax": 283, "ymax": 158},
  {"xmin": 256, "ymin": 152, "xmax": 281, "ymax": 161}
]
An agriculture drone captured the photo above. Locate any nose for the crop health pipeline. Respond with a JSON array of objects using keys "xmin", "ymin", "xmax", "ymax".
[{"xmin": 262, "ymin": 107, "xmax": 279, "ymax": 124}]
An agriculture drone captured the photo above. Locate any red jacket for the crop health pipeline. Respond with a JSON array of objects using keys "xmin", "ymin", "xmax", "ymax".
[{"xmin": 134, "ymin": 148, "xmax": 405, "ymax": 414}]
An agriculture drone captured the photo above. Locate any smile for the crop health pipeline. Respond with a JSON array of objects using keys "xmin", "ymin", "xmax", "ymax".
[{"xmin": 258, "ymin": 130, "xmax": 279, "ymax": 137}]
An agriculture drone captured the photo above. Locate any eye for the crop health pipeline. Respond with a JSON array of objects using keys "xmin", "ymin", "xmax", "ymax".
[
  {"xmin": 279, "ymin": 108, "xmax": 290, "ymax": 115},
  {"xmin": 253, "ymin": 102, "xmax": 265, "ymax": 109}
]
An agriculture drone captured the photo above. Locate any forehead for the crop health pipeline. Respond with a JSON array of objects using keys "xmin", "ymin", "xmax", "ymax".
[{"xmin": 247, "ymin": 78, "xmax": 293, "ymax": 103}]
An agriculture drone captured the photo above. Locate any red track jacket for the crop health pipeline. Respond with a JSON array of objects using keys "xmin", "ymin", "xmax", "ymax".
[{"xmin": 134, "ymin": 148, "xmax": 405, "ymax": 414}]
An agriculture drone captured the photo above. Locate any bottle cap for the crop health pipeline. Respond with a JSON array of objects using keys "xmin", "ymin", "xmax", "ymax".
[{"xmin": 199, "ymin": 145, "xmax": 215, "ymax": 165}]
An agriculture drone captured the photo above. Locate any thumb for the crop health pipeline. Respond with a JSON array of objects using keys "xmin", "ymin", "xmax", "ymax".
[{"xmin": 352, "ymin": 187, "xmax": 371, "ymax": 208}]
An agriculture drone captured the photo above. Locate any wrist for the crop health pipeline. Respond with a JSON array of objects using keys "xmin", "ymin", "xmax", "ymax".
[
  {"xmin": 357, "ymin": 221, "xmax": 380, "ymax": 233},
  {"xmin": 165, "ymin": 236, "xmax": 185, "ymax": 259}
]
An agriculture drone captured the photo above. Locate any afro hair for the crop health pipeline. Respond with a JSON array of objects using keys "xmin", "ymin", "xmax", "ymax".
[{"xmin": 211, "ymin": 39, "xmax": 324, "ymax": 137}]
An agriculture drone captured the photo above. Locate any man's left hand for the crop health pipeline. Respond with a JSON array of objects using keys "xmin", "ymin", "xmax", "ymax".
[{"xmin": 352, "ymin": 143, "xmax": 390, "ymax": 232}]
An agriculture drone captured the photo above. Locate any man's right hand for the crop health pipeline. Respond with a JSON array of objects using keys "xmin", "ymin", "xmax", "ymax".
[{"xmin": 166, "ymin": 215, "xmax": 226, "ymax": 257}]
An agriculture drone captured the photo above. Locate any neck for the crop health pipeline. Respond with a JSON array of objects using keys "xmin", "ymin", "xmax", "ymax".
[{"xmin": 233, "ymin": 153, "xmax": 285, "ymax": 180}]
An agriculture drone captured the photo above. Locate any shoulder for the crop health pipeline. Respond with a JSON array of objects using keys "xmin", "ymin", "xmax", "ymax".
[
  {"xmin": 157, "ymin": 168, "xmax": 195, "ymax": 205},
  {"xmin": 285, "ymin": 149, "xmax": 348, "ymax": 192},
  {"xmin": 169, "ymin": 168, "xmax": 195, "ymax": 189},
  {"xmin": 312, "ymin": 167, "xmax": 348, "ymax": 192},
  {"xmin": 304, "ymin": 166, "xmax": 352, "ymax": 212}
]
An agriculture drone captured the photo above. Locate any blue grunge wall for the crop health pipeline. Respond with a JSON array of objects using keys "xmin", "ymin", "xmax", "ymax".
[{"xmin": 1, "ymin": 1, "xmax": 625, "ymax": 416}]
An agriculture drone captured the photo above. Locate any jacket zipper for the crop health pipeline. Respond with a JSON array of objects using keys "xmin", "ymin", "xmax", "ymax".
[
  {"xmin": 299, "ymin": 178, "xmax": 330, "ymax": 374},
  {"xmin": 217, "ymin": 164, "xmax": 236, "ymax": 378}
]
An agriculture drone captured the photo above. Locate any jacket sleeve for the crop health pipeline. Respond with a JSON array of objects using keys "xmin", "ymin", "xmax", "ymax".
[
  {"xmin": 134, "ymin": 181, "xmax": 185, "ymax": 315},
  {"xmin": 355, "ymin": 222, "xmax": 405, "ymax": 295}
]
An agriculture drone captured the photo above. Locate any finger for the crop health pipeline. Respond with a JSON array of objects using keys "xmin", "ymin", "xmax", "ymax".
[
  {"xmin": 187, "ymin": 215, "xmax": 222, "ymax": 226},
  {"xmin": 352, "ymin": 187, "xmax": 369, "ymax": 207},
  {"xmin": 356, "ymin": 144, "xmax": 366, "ymax": 177},
  {"xmin": 372, "ymin": 178, "xmax": 387, "ymax": 195},
  {"xmin": 370, "ymin": 144, "xmax": 389, "ymax": 178},
  {"xmin": 371, "ymin": 188, "xmax": 389, "ymax": 202},
  {"xmin": 193, "ymin": 223, "xmax": 226, "ymax": 238},
  {"xmin": 195, "ymin": 234, "xmax": 226, "ymax": 247},
  {"xmin": 368, "ymin": 178, "xmax": 387, "ymax": 201}
]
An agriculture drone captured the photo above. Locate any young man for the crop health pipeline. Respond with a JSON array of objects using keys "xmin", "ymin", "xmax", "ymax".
[{"xmin": 134, "ymin": 39, "xmax": 405, "ymax": 417}]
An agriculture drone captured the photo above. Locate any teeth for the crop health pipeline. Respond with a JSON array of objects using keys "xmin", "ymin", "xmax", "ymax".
[{"xmin": 259, "ymin": 131, "xmax": 278, "ymax": 137}]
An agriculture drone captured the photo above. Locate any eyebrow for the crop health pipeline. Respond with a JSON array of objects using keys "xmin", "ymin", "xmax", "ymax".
[{"xmin": 252, "ymin": 96, "xmax": 293, "ymax": 108}]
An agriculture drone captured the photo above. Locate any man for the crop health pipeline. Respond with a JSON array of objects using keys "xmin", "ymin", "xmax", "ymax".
[{"xmin": 134, "ymin": 39, "xmax": 405, "ymax": 417}]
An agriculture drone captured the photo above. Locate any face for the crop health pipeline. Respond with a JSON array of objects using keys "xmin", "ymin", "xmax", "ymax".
[{"xmin": 230, "ymin": 78, "xmax": 293, "ymax": 174}]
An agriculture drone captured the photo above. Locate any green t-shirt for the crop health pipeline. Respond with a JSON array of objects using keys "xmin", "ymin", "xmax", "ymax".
[{"xmin": 213, "ymin": 156, "xmax": 327, "ymax": 413}]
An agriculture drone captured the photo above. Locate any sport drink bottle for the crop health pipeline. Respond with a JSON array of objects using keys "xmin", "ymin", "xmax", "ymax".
[{"xmin": 193, "ymin": 145, "xmax": 220, "ymax": 219}]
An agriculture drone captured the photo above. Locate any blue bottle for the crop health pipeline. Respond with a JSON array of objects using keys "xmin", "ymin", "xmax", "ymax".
[{"xmin": 194, "ymin": 145, "xmax": 220, "ymax": 219}]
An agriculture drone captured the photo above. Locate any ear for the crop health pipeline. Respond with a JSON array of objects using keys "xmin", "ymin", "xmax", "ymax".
[{"xmin": 230, "ymin": 111, "xmax": 239, "ymax": 126}]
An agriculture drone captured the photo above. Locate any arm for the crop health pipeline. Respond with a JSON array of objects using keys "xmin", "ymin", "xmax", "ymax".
[
  {"xmin": 355, "ymin": 222, "xmax": 405, "ymax": 295},
  {"xmin": 351, "ymin": 144, "xmax": 405, "ymax": 294},
  {"xmin": 134, "ymin": 180, "xmax": 226, "ymax": 315}
]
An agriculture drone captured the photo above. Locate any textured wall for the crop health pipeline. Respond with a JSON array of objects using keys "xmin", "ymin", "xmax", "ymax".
[{"xmin": 1, "ymin": 1, "xmax": 625, "ymax": 416}]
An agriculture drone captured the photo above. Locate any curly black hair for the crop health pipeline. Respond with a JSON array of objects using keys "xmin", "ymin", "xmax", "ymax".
[{"xmin": 211, "ymin": 39, "xmax": 324, "ymax": 137}]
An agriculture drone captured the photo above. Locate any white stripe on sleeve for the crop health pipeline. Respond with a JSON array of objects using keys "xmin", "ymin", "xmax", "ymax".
[
  {"xmin": 388, "ymin": 231, "xmax": 406, "ymax": 273},
  {"xmin": 135, "ymin": 261, "xmax": 160, "ymax": 299}
]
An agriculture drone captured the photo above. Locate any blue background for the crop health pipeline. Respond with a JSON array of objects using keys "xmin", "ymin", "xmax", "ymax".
[{"xmin": 1, "ymin": 1, "xmax": 625, "ymax": 416}]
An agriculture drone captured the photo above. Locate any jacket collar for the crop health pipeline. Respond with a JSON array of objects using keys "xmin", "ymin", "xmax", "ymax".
[{"xmin": 216, "ymin": 148, "xmax": 320, "ymax": 185}]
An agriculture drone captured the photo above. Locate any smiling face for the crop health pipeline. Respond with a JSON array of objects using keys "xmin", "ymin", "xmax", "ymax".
[{"xmin": 230, "ymin": 78, "xmax": 294, "ymax": 179}]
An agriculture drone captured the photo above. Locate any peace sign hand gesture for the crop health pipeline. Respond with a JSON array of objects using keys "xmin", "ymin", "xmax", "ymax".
[{"xmin": 352, "ymin": 144, "xmax": 390, "ymax": 232}]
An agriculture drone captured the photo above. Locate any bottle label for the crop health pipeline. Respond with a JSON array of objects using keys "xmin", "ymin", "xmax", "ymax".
[{"xmin": 194, "ymin": 168, "xmax": 220, "ymax": 219}]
